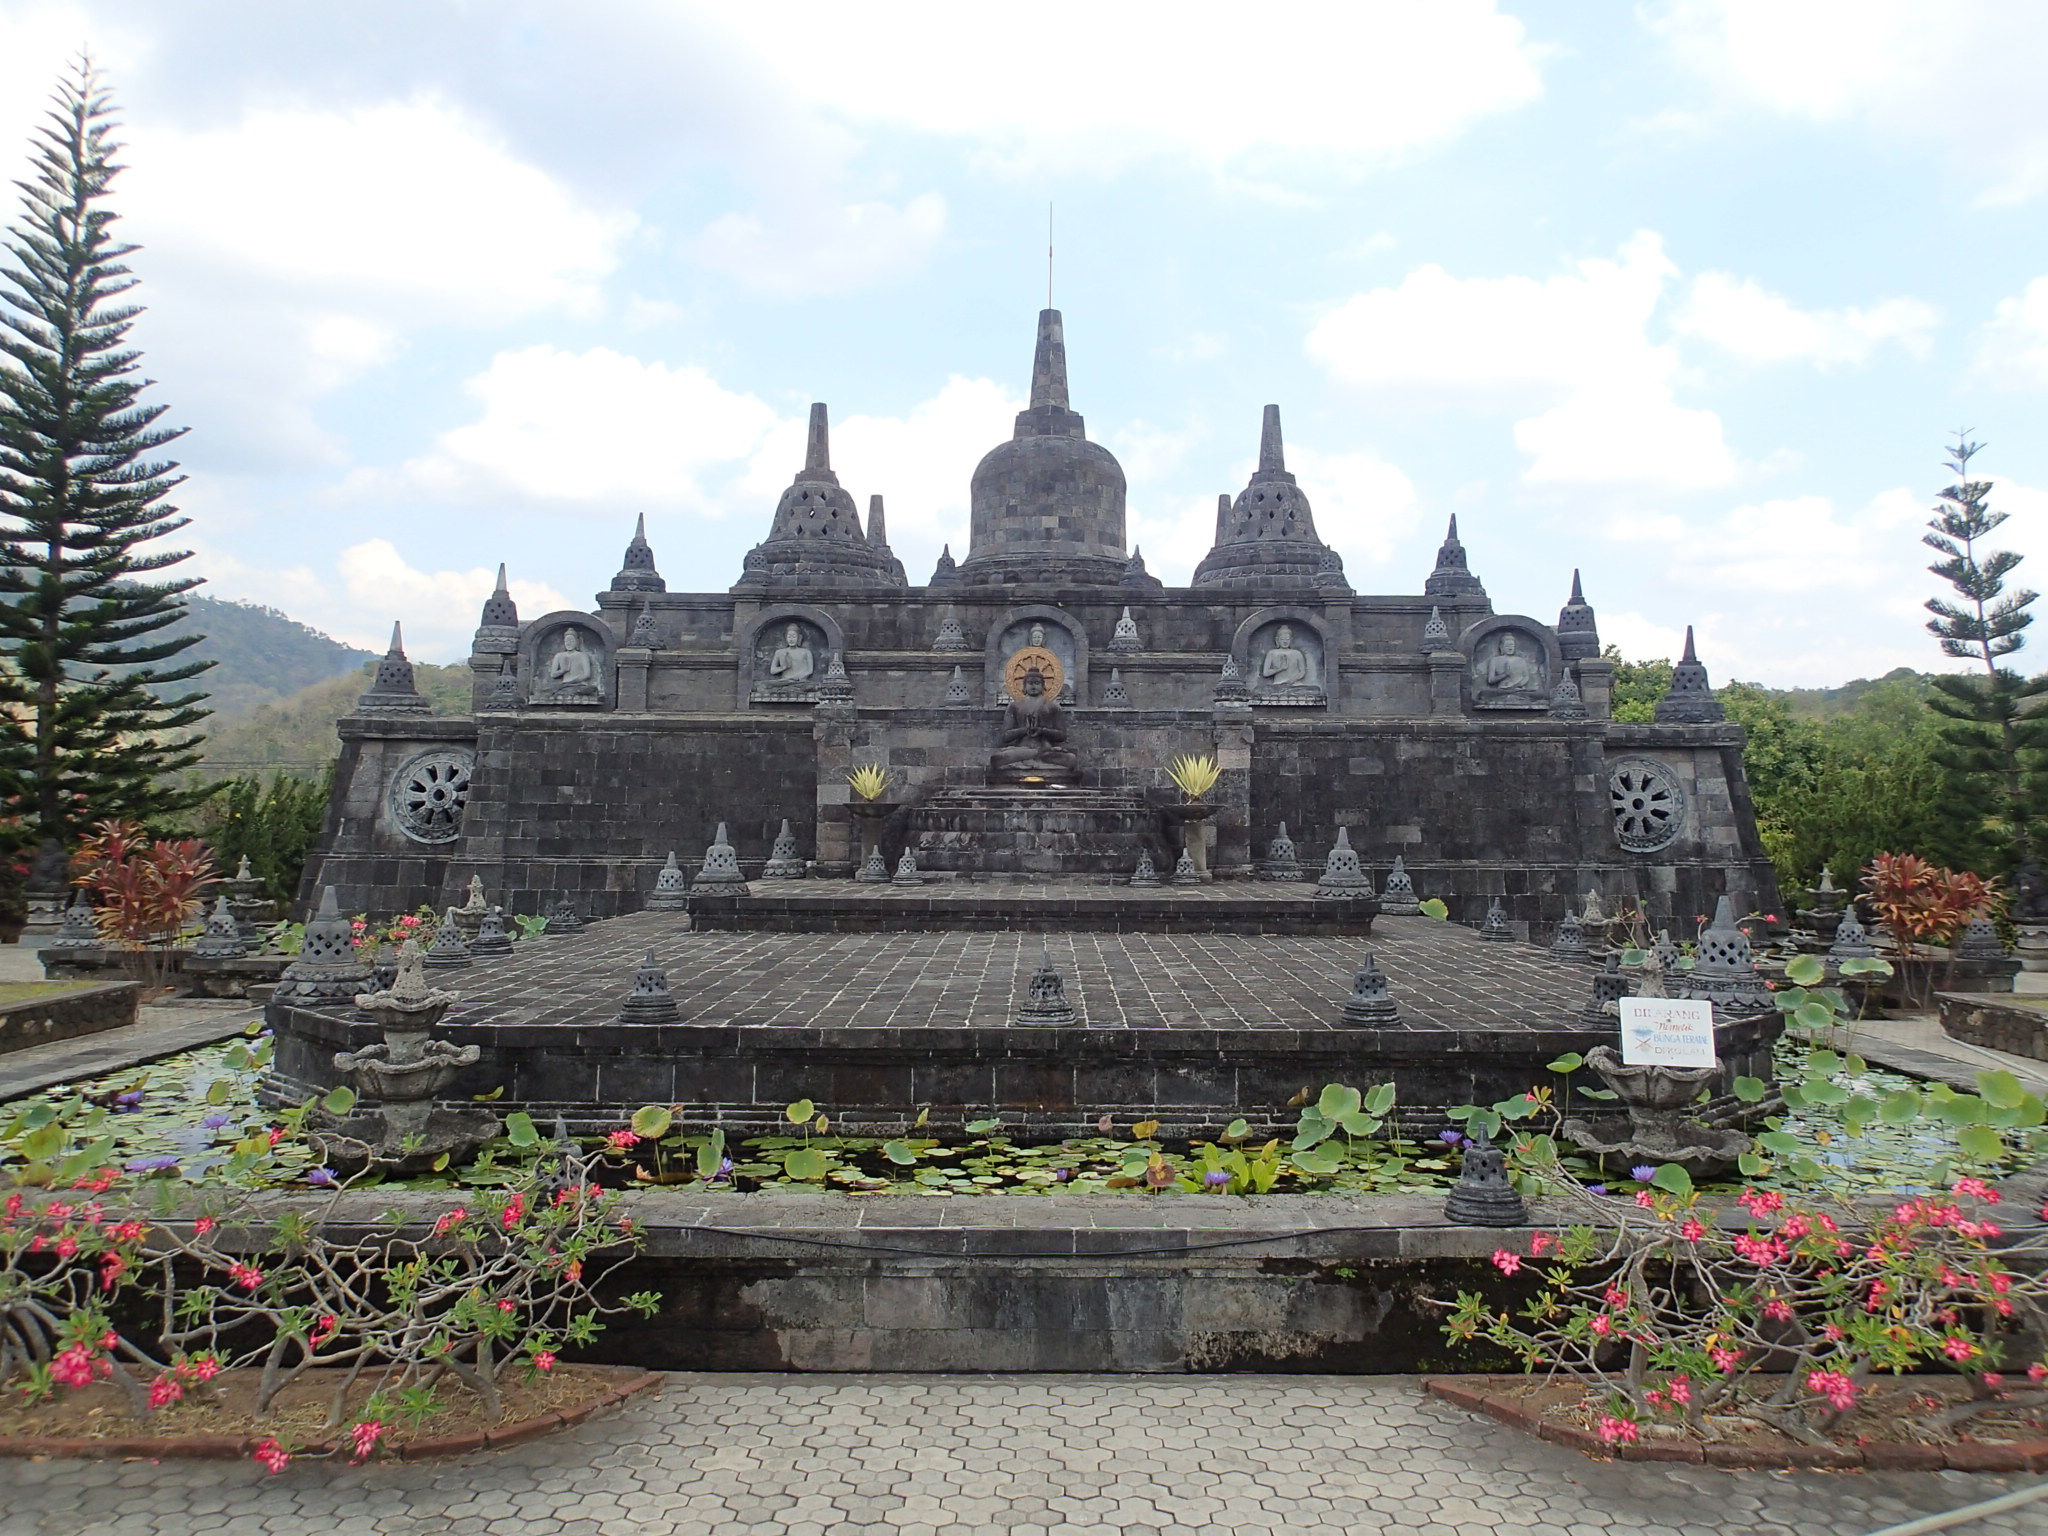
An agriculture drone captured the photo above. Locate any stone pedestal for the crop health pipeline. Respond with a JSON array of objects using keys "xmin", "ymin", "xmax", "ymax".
[
  {"xmin": 615, "ymin": 647, "xmax": 652, "ymax": 712},
  {"xmin": 1427, "ymin": 652, "xmax": 1464, "ymax": 717},
  {"xmin": 1575, "ymin": 657, "xmax": 1614, "ymax": 721}
]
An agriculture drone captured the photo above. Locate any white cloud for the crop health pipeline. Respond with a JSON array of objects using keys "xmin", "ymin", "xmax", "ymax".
[
  {"xmin": 1649, "ymin": 0, "xmax": 2048, "ymax": 205},
  {"xmin": 704, "ymin": 0, "xmax": 1546, "ymax": 176},
  {"xmin": 1978, "ymin": 277, "xmax": 2048, "ymax": 387},
  {"xmin": 695, "ymin": 193, "xmax": 948, "ymax": 298},
  {"xmin": 368, "ymin": 345, "xmax": 783, "ymax": 510},
  {"xmin": 1292, "ymin": 446, "xmax": 1422, "ymax": 569},
  {"xmin": 121, "ymin": 98, "xmax": 633, "ymax": 324},
  {"xmin": 1306, "ymin": 231, "xmax": 1738, "ymax": 488},
  {"xmin": 1675, "ymin": 273, "xmax": 1937, "ymax": 366}
]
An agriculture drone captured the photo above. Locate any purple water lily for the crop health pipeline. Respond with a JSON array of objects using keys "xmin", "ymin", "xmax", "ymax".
[
  {"xmin": 1630, "ymin": 1165, "xmax": 1657, "ymax": 1182},
  {"xmin": 308, "ymin": 1167, "xmax": 338, "ymax": 1188},
  {"xmin": 1053, "ymin": 1168, "xmax": 1072, "ymax": 1182},
  {"xmin": 114, "ymin": 1091, "xmax": 145, "ymax": 1112},
  {"xmin": 1586, "ymin": 1184, "xmax": 1609, "ymax": 1196},
  {"xmin": 201, "ymin": 1114, "xmax": 232, "ymax": 1131},
  {"xmin": 125, "ymin": 1154, "xmax": 179, "ymax": 1174},
  {"xmin": 1438, "ymin": 1129, "xmax": 1463, "ymax": 1145},
  {"xmin": 1203, "ymin": 1170, "xmax": 1232, "ymax": 1188}
]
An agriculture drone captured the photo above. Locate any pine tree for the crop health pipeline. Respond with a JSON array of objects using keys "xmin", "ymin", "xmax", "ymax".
[
  {"xmin": 1921, "ymin": 433, "xmax": 2048, "ymax": 867},
  {"xmin": 0, "ymin": 60, "xmax": 210, "ymax": 852}
]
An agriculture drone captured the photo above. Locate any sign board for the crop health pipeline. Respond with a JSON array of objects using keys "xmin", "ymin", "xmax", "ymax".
[{"xmin": 1618, "ymin": 997, "xmax": 1717, "ymax": 1069}]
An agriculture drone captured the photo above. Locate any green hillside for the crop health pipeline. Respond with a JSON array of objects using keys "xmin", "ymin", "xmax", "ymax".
[{"xmin": 196, "ymin": 662, "xmax": 474, "ymax": 778}]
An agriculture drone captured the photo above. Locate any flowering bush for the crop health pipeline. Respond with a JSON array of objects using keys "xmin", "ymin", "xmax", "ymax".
[
  {"xmin": 1443, "ymin": 1152, "xmax": 2048, "ymax": 1445},
  {"xmin": 1, "ymin": 1092, "xmax": 657, "ymax": 1465}
]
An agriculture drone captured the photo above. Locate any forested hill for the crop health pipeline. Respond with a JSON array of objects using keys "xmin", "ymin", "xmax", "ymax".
[{"xmin": 166, "ymin": 596, "xmax": 374, "ymax": 720}]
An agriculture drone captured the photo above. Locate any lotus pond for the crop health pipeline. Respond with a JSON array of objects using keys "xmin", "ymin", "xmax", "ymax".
[{"xmin": 1, "ymin": 1030, "xmax": 2039, "ymax": 1201}]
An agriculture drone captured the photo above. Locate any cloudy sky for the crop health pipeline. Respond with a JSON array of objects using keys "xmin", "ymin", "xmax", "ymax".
[{"xmin": 4, "ymin": 1, "xmax": 2047, "ymax": 685}]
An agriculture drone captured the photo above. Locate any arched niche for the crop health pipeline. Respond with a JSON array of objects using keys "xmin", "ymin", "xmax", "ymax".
[
  {"xmin": 982, "ymin": 604, "xmax": 1088, "ymax": 705},
  {"xmin": 1230, "ymin": 607, "xmax": 1337, "ymax": 707},
  {"xmin": 520, "ymin": 612, "xmax": 614, "ymax": 710},
  {"xmin": 737, "ymin": 604, "xmax": 848, "ymax": 707},
  {"xmin": 1458, "ymin": 614, "xmax": 1563, "ymax": 712}
]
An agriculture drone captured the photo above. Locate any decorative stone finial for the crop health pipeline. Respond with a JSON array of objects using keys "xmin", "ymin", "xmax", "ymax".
[
  {"xmin": 1477, "ymin": 897, "xmax": 1513, "ymax": 941},
  {"xmin": 423, "ymin": 907, "xmax": 473, "ymax": 970},
  {"xmin": 1556, "ymin": 568, "xmax": 1600, "ymax": 661},
  {"xmin": 929, "ymin": 543, "xmax": 958, "ymax": 586},
  {"xmin": 1212, "ymin": 653, "xmax": 1251, "ymax": 704},
  {"xmin": 1379, "ymin": 855, "xmax": 1421, "ymax": 915},
  {"xmin": 627, "ymin": 606, "xmax": 663, "ymax": 649},
  {"xmin": 693, "ymin": 823, "xmax": 750, "ymax": 896},
  {"xmin": 857, "ymin": 847, "xmax": 889, "ymax": 884},
  {"xmin": 473, "ymin": 563, "xmax": 520, "ymax": 653},
  {"xmin": 192, "ymin": 895, "xmax": 247, "ymax": 959},
  {"xmin": 1677, "ymin": 895, "xmax": 1768, "ymax": 1010},
  {"xmin": 1579, "ymin": 953, "xmax": 1632, "ymax": 1026},
  {"xmin": 1421, "ymin": 605, "xmax": 1450, "ymax": 650},
  {"xmin": 1101, "ymin": 667, "xmax": 1130, "ymax": 708},
  {"xmin": 1129, "ymin": 849, "xmax": 1161, "ymax": 889},
  {"xmin": 1582, "ymin": 887, "xmax": 1606, "ymax": 925},
  {"xmin": 819, "ymin": 651, "xmax": 854, "ymax": 702},
  {"xmin": 618, "ymin": 950, "xmax": 682, "ymax": 1024},
  {"xmin": 1444, "ymin": 1126, "xmax": 1528, "ymax": 1226},
  {"xmin": 1316, "ymin": 827, "xmax": 1372, "ymax": 896},
  {"xmin": 357, "ymin": 622, "xmax": 431, "ymax": 714},
  {"xmin": 1341, "ymin": 951, "xmax": 1400, "ymax": 1026},
  {"xmin": 1423, "ymin": 514, "xmax": 1487, "ymax": 601},
  {"xmin": 543, "ymin": 897, "xmax": 584, "ymax": 936},
  {"xmin": 1015, "ymin": 948, "xmax": 1078, "ymax": 1026},
  {"xmin": 610, "ymin": 513, "xmax": 667, "ymax": 593},
  {"xmin": 1029, "ymin": 309, "xmax": 1070, "ymax": 412},
  {"xmin": 1547, "ymin": 909, "xmax": 1590, "ymax": 965},
  {"xmin": 277, "ymin": 886, "xmax": 372, "ymax": 1005},
  {"xmin": 647, "ymin": 852, "xmax": 690, "ymax": 911},
  {"xmin": 891, "ymin": 847, "xmax": 923, "ymax": 886},
  {"xmin": 1108, "ymin": 605, "xmax": 1142, "ymax": 653},
  {"xmin": 488, "ymin": 659, "xmax": 520, "ymax": 708},
  {"xmin": 867, "ymin": 495, "xmax": 907, "ymax": 582},
  {"xmin": 762, "ymin": 819, "xmax": 805, "ymax": 880},
  {"xmin": 1550, "ymin": 668, "xmax": 1588, "ymax": 720},
  {"xmin": 1260, "ymin": 822, "xmax": 1304, "ymax": 882},
  {"xmin": 1956, "ymin": 915, "xmax": 2006, "ymax": 960},
  {"xmin": 1654, "ymin": 626, "xmax": 1726, "ymax": 724},
  {"xmin": 944, "ymin": 665, "xmax": 973, "ymax": 707},
  {"xmin": 932, "ymin": 606, "xmax": 972, "ymax": 651},
  {"xmin": 1828, "ymin": 908, "xmax": 1878, "ymax": 959},
  {"xmin": 50, "ymin": 889, "xmax": 101, "ymax": 950},
  {"xmin": 1120, "ymin": 545, "xmax": 1162, "ymax": 589},
  {"xmin": 470, "ymin": 905, "xmax": 514, "ymax": 956}
]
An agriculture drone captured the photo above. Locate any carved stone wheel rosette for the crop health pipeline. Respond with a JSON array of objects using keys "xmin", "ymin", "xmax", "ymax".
[
  {"xmin": 389, "ymin": 749, "xmax": 476, "ymax": 844},
  {"xmin": 1607, "ymin": 757, "xmax": 1684, "ymax": 853}
]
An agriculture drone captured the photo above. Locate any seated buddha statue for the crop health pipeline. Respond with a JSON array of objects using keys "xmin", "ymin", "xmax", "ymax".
[{"xmin": 990, "ymin": 667, "xmax": 1078, "ymax": 786}]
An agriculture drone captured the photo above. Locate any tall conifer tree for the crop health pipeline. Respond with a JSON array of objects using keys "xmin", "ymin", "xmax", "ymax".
[
  {"xmin": 1922, "ymin": 434, "xmax": 2048, "ymax": 867},
  {"xmin": 0, "ymin": 60, "xmax": 209, "ymax": 850}
]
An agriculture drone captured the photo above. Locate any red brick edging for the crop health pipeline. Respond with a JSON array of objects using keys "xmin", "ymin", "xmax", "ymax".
[
  {"xmin": 1422, "ymin": 1375, "xmax": 2048, "ymax": 1472},
  {"xmin": 0, "ymin": 1369, "xmax": 663, "ymax": 1462}
]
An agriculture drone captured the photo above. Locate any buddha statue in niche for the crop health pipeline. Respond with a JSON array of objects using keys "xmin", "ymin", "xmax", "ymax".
[
  {"xmin": 1260, "ymin": 624, "xmax": 1311, "ymax": 689},
  {"xmin": 989, "ymin": 667, "xmax": 1078, "ymax": 786},
  {"xmin": 768, "ymin": 623, "xmax": 815, "ymax": 683},
  {"xmin": 543, "ymin": 628, "xmax": 601, "ymax": 700}
]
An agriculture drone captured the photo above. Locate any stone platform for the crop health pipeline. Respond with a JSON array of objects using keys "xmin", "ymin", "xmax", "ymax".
[
  {"xmin": 267, "ymin": 911, "xmax": 1602, "ymax": 1133},
  {"xmin": 687, "ymin": 877, "xmax": 1378, "ymax": 935},
  {"xmin": 905, "ymin": 786, "xmax": 1164, "ymax": 876}
]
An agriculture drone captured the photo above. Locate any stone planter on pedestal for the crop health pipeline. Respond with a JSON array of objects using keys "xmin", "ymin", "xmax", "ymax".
[
  {"xmin": 1561, "ymin": 1045, "xmax": 1750, "ymax": 1179},
  {"xmin": 1162, "ymin": 802, "xmax": 1218, "ymax": 882}
]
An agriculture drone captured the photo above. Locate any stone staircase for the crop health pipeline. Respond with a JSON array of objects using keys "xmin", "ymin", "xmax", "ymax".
[{"xmin": 907, "ymin": 786, "xmax": 1168, "ymax": 876}]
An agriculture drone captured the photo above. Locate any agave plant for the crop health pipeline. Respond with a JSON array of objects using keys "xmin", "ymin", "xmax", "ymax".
[
  {"xmin": 846, "ymin": 764, "xmax": 894, "ymax": 802},
  {"xmin": 1165, "ymin": 753, "xmax": 1222, "ymax": 802}
]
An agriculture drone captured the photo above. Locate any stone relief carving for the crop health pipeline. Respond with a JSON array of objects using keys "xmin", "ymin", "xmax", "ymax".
[
  {"xmin": 535, "ymin": 625, "xmax": 606, "ymax": 705},
  {"xmin": 994, "ymin": 616, "xmax": 1077, "ymax": 704},
  {"xmin": 752, "ymin": 617, "xmax": 830, "ymax": 702},
  {"xmin": 1469, "ymin": 627, "xmax": 1549, "ymax": 709},
  {"xmin": 1248, "ymin": 620, "xmax": 1325, "ymax": 705},
  {"xmin": 1609, "ymin": 757, "xmax": 1686, "ymax": 853},
  {"xmin": 388, "ymin": 749, "xmax": 476, "ymax": 845}
]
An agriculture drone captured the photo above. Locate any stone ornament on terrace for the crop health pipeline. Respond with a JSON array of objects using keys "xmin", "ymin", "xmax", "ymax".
[
  {"xmin": 647, "ymin": 852, "xmax": 690, "ymax": 911},
  {"xmin": 761, "ymin": 820, "xmax": 806, "ymax": 880},
  {"xmin": 191, "ymin": 895, "xmax": 246, "ymax": 960},
  {"xmin": 423, "ymin": 907, "xmax": 473, "ymax": 970},
  {"xmin": 469, "ymin": 905, "xmax": 515, "ymax": 956},
  {"xmin": 1260, "ymin": 822, "xmax": 1304, "ymax": 882},
  {"xmin": 1378, "ymin": 856, "xmax": 1421, "ymax": 916},
  {"xmin": 1315, "ymin": 827, "xmax": 1371, "ymax": 897}
]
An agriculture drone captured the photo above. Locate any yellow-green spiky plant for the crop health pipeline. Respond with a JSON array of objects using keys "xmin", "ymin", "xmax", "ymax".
[
  {"xmin": 846, "ymin": 764, "xmax": 893, "ymax": 801},
  {"xmin": 1165, "ymin": 753, "xmax": 1222, "ymax": 802}
]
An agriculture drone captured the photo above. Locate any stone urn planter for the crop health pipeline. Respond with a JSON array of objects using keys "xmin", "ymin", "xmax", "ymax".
[
  {"xmin": 1560, "ymin": 1044, "xmax": 1751, "ymax": 1179},
  {"xmin": 1161, "ymin": 801, "xmax": 1219, "ymax": 880},
  {"xmin": 2015, "ymin": 924, "xmax": 2048, "ymax": 974},
  {"xmin": 848, "ymin": 800, "xmax": 893, "ymax": 873}
]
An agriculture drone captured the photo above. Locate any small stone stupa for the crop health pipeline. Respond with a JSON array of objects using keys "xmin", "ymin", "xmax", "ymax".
[
  {"xmin": 892, "ymin": 848, "xmax": 923, "ymax": 886},
  {"xmin": 1547, "ymin": 909, "xmax": 1589, "ymax": 966},
  {"xmin": 423, "ymin": 908, "xmax": 473, "ymax": 970},
  {"xmin": 1443, "ymin": 1127, "xmax": 1527, "ymax": 1226},
  {"xmin": 647, "ymin": 852, "xmax": 690, "ymax": 911},
  {"xmin": 1316, "ymin": 827, "xmax": 1371, "ymax": 897},
  {"xmin": 1828, "ymin": 908, "xmax": 1878, "ymax": 960},
  {"xmin": 276, "ymin": 887, "xmax": 372, "ymax": 1006},
  {"xmin": 357, "ymin": 622, "xmax": 432, "ymax": 715},
  {"xmin": 50, "ymin": 890, "xmax": 101, "ymax": 951},
  {"xmin": 1420, "ymin": 606, "xmax": 1450, "ymax": 650},
  {"xmin": 1171, "ymin": 848, "xmax": 1202, "ymax": 885},
  {"xmin": 544, "ymin": 897, "xmax": 584, "ymax": 936},
  {"xmin": 1579, "ymin": 953, "xmax": 1631, "ymax": 1026},
  {"xmin": 192, "ymin": 895, "xmax": 247, "ymax": 959},
  {"xmin": 618, "ymin": 951, "xmax": 682, "ymax": 1025},
  {"xmin": 761, "ymin": 820, "xmax": 806, "ymax": 880},
  {"xmin": 693, "ymin": 823, "xmax": 751, "ymax": 896},
  {"xmin": 470, "ymin": 905, "xmax": 515, "ymax": 957},
  {"xmin": 858, "ymin": 847, "xmax": 890, "ymax": 884},
  {"xmin": 1477, "ymin": 897, "xmax": 1512, "ymax": 942},
  {"xmin": 1653, "ymin": 626, "xmax": 1726, "ymax": 725},
  {"xmin": 452, "ymin": 875, "xmax": 490, "ymax": 940},
  {"xmin": 1676, "ymin": 895, "xmax": 1769, "ymax": 1011},
  {"xmin": 931, "ymin": 607, "xmax": 972, "ymax": 651},
  {"xmin": 1260, "ymin": 822, "xmax": 1304, "ymax": 882},
  {"xmin": 1378, "ymin": 856, "xmax": 1421, "ymax": 916},
  {"xmin": 1341, "ymin": 952, "xmax": 1400, "ymax": 1026},
  {"xmin": 1015, "ymin": 949, "xmax": 1078, "ymax": 1026},
  {"xmin": 1101, "ymin": 667, "xmax": 1130, "ymax": 707},
  {"xmin": 1129, "ymin": 849, "xmax": 1161, "ymax": 889},
  {"xmin": 1107, "ymin": 605, "xmax": 1142, "ymax": 652},
  {"xmin": 944, "ymin": 666, "xmax": 974, "ymax": 706}
]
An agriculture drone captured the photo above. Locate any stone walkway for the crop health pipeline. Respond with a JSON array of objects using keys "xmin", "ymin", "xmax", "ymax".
[{"xmin": 3, "ymin": 1376, "xmax": 2042, "ymax": 1536}]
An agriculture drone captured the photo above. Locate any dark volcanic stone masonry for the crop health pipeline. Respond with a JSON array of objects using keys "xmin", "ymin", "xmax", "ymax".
[
  {"xmin": 268, "ymin": 911, "xmax": 1611, "ymax": 1132},
  {"xmin": 300, "ymin": 302, "xmax": 1777, "ymax": 937}
]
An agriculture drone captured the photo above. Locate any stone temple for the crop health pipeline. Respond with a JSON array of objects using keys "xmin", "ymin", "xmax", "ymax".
[{"xmin": 305, "ymin": 308, "xmax": 1774, "ymax": 928}]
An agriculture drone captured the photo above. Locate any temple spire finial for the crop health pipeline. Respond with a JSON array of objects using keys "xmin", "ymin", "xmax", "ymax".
[
  {"xmin": 388, "ymin": 620, "xmax": 404, "ymax": 656},
  {"xmin": 494, "ymin": 562, "xmax": 509, "ymax": 594},
  {"xmin": 1030, "ymin": 309, "xmax": 1070, "ymax": 411},
  {"xmin": 804, "ymin": 403, "xmax": 831, "ymax": 475},
  {"xmin": 1570, "ymin": 567, "xmax": 1585, "ymax": 605},
  {"xmin": 1216, "ymin": 492, "xmax": 1231, "ymax": 541},
  {"xmin": 1258, "ymin": 404, "xmax": 1285, "ymax": 475}
]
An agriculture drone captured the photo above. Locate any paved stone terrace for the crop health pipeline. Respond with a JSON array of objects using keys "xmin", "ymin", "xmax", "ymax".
[
  {"xmin": 4, "ymin": 1375, "xmax": 2039, "ymax": 1536},
  {"xmin": 446, "ymin": 913, "xmax": 1590, "ymax": 1036}
]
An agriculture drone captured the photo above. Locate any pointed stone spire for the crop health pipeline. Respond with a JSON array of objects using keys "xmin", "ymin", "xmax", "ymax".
[
  {"xmin": 358, "ymin": 622, "xmax": 430, "ymax": 714},
  {"xmin": 1556, "ymin": 568, "xmax": 1600, "ymax": 660},
  {"xmin": 627, "ymin": 605, "xmax": 663, "ymax": 649},
  {"xmin": 1030, "ymin": 309, "xmax": 1070, "ymax": 410},
  {"xmin": 1128, "ymin": 848, "xmax": 1161, "ymax": 888},
  {"xmin": 544, "ymin": 896, "xmax": 585, "ymax": 936},
  {"xmin": 867, "ymin": 494, "xmax": 907, "ymax": 582},
  {"xmin": 891, "ymin": 847, "xmax": 923, "ymax": 886},
  {"xmin": 1424, "ymin": 515, "xmax": 1487, "ymax": 600},
  {"xmin": 610, "ymin": 514, "xmax": 667, "ymax": 593},
  {"xmin": 1212, "ymin": 652, "xmax": 1251, "ymax": 704},
  {"xmin": 424, "ymin": 907, "xmax": 473, "ymax": 970},
  {"xmin": 804, "ymin": 401, "xmax": 837, "ymax": 480},
  {"xmin": 50, "ymin": 888, "xmax": 100, "ymax": 950},
  {"xmin": 277, "ymin": 886, "xmax": 372, "ymax": 1004},
  {"xmin": 1120, "ymin": 545, "xmax": 1161, "ymax": 589},
  {"xmin": 1678, "ymin": 894, "xmax": 1767, "ymax": 1008},
  {"xmin": 819, "ymin": 650, "xmax": 854, "ymax": 702},
  {"xmin": 1548, "ymin": 909, "xmax": 1590, "ymax": 965},
  {"xmin": 474, "ymin": 562, "xmax": 520, "ymax": 653},
  {"xmin": 737, "ymin": 403, "xmax": 901, "ymax": 589},
  {"xmin": 1341, "ymin": 951, "xmax": 1400, "ymax": 1025},
  {"xmin": 1192, "ymin": 403, "xmax": 1342, "ymax": 590},
  {"xmin": 1654, "ymin": 626, "xmax": 1726, "ymax": 723}
]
